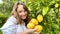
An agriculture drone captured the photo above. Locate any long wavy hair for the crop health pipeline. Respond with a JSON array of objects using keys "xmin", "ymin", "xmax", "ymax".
[{"xmin": 11, "ymin": 2, "xmax": 30, "ymax": 26}]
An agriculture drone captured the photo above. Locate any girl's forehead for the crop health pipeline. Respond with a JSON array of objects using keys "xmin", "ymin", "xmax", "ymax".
[
  {"xmin": 18, "ymin": 5, "xmax": 23, "ymax": 9},
  {"xmin": 17, "ymin": 5, "xmax": 24, "ymax": 11},
  {"xmin": 18, "ymin": 5, "xmax": 23, "ymax": 7}
]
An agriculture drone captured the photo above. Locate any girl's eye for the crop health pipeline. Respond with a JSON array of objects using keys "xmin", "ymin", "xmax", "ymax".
[{"xmin": 18, "ymin": 10, "xmax": 26, "ymax": 13}]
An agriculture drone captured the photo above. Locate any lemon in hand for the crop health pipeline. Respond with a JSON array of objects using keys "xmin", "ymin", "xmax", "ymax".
[
  {"xmin": 34, "ymin": 25, "xmax": 43, "ymax": 32},
  {"xmin": 30, "ymin": 18, "xmax": 38, "ymax": 25},
  {"xmin": 27, "ymin": 23, "xmax": 35, "ymax": 29}
]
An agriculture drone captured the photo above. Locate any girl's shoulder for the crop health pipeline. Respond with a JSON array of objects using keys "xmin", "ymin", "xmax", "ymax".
[
  {"xmin": 8, "ymin": 16, "xmax": 16, "ymax": 21},
  {"xmin": 7, "ymin": 16, "xmax": 17, "ymax": 24},
  {"xmin": 1, "ymin": 16, "xmax": 17, "ymax": 30}
]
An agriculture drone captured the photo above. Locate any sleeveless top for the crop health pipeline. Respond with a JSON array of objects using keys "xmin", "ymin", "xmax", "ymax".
[{"xmin": 0, "ymin": 16, "xmax": 27, "ymax": 34}]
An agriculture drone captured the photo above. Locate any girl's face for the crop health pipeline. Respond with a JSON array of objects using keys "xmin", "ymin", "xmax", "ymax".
[{"xmin": 17, "ymin": 5, "xmax": 27, "ymax": 20}]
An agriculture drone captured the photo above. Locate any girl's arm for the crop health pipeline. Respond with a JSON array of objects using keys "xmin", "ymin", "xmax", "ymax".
[
  {"xmin": 18, "ymin": 29, "xmax": 37, "ymax": 34},
  {"xmin": 1, "ymin": 16, "xmax": 17, "ymax": 34}
]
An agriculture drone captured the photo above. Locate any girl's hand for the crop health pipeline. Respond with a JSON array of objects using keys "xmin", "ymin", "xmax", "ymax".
[
  {"xmin": 33, "ymin": 32, "xmax": 40, "ymax": 34},
  {"xmin": 24, "ymin": 28, "xmax": 37, "ymax": 34}
]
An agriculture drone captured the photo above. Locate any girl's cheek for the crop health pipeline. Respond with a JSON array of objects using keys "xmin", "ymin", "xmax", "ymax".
[
  {"xmin": 19, "ymin": 13, "xmax": 22, "ymax": 16},
  {"xmin": 25, "ymin": 12, "xmax": 27, "ymax": 15}
]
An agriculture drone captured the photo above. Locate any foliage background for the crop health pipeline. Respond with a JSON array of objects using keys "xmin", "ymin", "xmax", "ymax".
[{"xmin": 0, "ymin": 0, "xmax": 60, "ymax": 34}]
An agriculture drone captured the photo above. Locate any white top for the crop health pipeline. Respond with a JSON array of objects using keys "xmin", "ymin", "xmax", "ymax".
[{"xmin": 0, "ymin": 16, "xmax": 27, "ymax": 34}]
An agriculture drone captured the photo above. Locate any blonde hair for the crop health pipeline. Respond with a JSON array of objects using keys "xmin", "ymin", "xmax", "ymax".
[{"xmin": 11, "ymin": 2, "xmax": 30, "ymax": 26}]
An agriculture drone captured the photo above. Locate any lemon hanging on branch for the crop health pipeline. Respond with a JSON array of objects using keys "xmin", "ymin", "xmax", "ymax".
[{"xmin": 37, "ymin": 14, "xmax": 43, "ymax": 22}]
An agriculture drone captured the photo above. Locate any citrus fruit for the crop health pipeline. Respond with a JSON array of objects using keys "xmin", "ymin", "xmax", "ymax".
[
  {"xmin": 34, "ymin": 25, "xmax": 43, "ymax": 32},
  {"xmin": 27, "ymin": 23, "xmax": 35, "ymax": 29},
  {"xmin": 30, "ymin": 18, "xmax": 38, "ymax": 25},
  {"xmin": 37, "ymin": 14, "xmax": 43, "ymax": 22}
]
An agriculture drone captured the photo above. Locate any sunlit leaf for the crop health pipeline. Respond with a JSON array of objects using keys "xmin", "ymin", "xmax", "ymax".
[
  {"xmin": 55, "ymin": 3, "xmax": 59, "ymax": 8},
  {"xmin": 42, "ymin": 7, "xmax": 49, "ymax": 16}
]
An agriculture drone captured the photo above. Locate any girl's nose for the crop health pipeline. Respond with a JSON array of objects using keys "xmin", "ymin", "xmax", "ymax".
[{"xmin": 22, "ymin": 12, "xmax": 25, "ymax": 15}]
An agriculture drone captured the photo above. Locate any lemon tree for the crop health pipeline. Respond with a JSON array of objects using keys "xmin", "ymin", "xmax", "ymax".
[{"xmin": 25, "ymin": 0, "xmax": 60, "ymax": 34}]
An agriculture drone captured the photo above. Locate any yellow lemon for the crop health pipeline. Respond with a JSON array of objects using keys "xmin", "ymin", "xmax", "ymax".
[
  {"xmin": 34, "ymin": 25, "xmax": 43, "ymax": 32},
  {"xmin": 30, "ymin": 19, "xmax": 38, "ymax": 25},
  {"xmin": 27, "ymin": 23, "xmax": 35, "ymax": 29},
  {"xmin": 37, "ymin": 14, "xmax": 43, "ymax": 22}
]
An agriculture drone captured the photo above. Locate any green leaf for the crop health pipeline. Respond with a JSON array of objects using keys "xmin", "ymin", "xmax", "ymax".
[
  {"xmin": 51, "ymin": 23, "xmax": 59, "ymax": 29},
  {"xmin": 42, "ymin": 7, "xmax": 49, "ymax": 16},
  {"xmin": 0, "ymin": 20, "xmax": 2, "ymax": 23},
  {"xmin": 55, "ymin": 3, "xmax": 59, "ymax": 8},
  {"xmin": 21, "ymin": 0, "xmax": 25, "ymax": 2},
  {"xmin": 56, "ymin": 18, "xmax": 60, "ymax": 22},
  {"xmin": 0, "ymin": 30, "xmax": 2, "ymax": 34}
]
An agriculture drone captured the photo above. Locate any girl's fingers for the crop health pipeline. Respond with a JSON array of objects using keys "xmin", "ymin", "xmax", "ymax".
[
  {"xmin": 34, "ymin": 32, "xmax": 40, "ymax": 34},
  {"xmin": 32, "ymin": 28, "xmax": 37, "ymax": 32}
]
